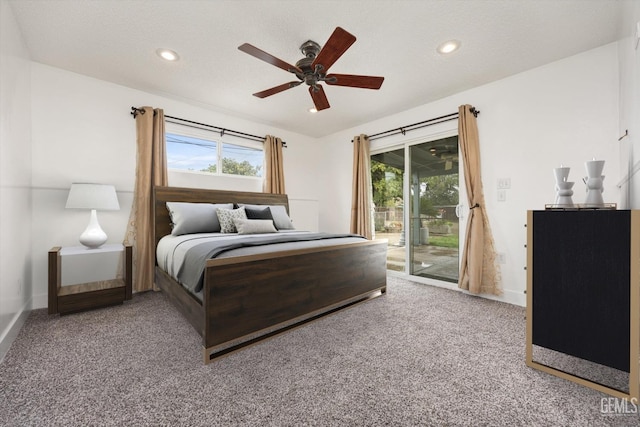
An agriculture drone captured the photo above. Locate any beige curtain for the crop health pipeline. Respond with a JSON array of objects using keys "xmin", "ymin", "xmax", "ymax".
[
  {"xmin": 350, "ymin": 134, "xmax": 373, "ymax": 239},
  {"xmin": 124, "ymin": 107, "xmax": 168, "ymax": 292},
  {"xmin": 458, "ymin": 105, "xmax": 501, "ymax": 295},
  {"xmin": 263, "ymin": 135, "xmax": 285, "ymax": 194}
]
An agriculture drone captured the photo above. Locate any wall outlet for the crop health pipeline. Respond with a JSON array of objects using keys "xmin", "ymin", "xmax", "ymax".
[
  {"xmin": 497, "ymin": 189, "xmax": 507, "ymax": 202},
  {"xmin": 497, "ymin": 252, "xmax": 507, "ymax": 264}
]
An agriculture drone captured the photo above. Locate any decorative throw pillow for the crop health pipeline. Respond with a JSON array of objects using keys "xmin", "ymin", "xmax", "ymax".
[
  {"xmin": 216, "ymin": 206, "xmax": 247, "ymax": 233},
  {"xmin": 233, "ymin": 218, "xmax": 277, "ymax": 235},
  {"xmin": 166, "ymin": 202, "xmax": 233, "ymax": 236}
]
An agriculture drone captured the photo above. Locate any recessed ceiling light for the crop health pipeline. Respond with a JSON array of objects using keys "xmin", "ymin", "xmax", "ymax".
[
  {"xmin": 308, "ymin": 107, "xmax": 318, "ymax": 113},
  {"xmin": 437, "ymin": 40, "xmax": 461, "ymax": 55},
  {"xmin": 156, "ymin": 48, "xmax": 179, "ymax": 61}
]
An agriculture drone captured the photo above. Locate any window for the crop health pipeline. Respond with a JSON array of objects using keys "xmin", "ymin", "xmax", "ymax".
[{"xmin": 166, "ymin": 127, "xmax": 263, "ymax": 178}]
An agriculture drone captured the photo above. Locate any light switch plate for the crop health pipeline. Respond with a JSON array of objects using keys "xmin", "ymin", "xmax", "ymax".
[{"xmin": 497, "ymin": 178, "xmax": 511, "ymax": 189}]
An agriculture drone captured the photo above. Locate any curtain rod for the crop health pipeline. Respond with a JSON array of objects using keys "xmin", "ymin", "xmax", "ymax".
[
  {"xmin": 130, "ymin": 107, "xmax": 287, "ymax": 147},
  {"xmin": 363, "ymin": 107, "xmax": 479, "ymax": 142}
]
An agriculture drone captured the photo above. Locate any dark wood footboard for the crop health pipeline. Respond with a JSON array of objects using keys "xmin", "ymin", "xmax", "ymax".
[{"xmin": 202, "ymin": 239, "xmax": 387, "ymax": 361}]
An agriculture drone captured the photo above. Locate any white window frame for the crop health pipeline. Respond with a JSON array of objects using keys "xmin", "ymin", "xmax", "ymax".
[{"xmin": 165, "ymin": 122, "xmax": 264, "ymax": 179}]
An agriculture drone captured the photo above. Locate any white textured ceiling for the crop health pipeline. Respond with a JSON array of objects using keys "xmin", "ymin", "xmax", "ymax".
[{"xmin": 8, "ymin": 0, "xmax": 629, "ymax": 138}]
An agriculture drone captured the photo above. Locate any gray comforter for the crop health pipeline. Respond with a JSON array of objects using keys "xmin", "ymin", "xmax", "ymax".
[{"xmin": 157, "ymin": 231, "xmax": 365, "ymax": 295}]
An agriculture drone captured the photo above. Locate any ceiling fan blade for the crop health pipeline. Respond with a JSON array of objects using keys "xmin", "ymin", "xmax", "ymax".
[
  {"xmin": 311, "ymin": 27, "xmax": 356, "ymax": 73},
  {"xmin": 253, "ymin": 81, "xmax": 302, "ymax": 98},
  {"xmin": 238, "ymin": 43, "xmax": 302, "ymax": 74},
  {"xmin": 325, "ymin": 74, "xmax": 384, "ymax": 89},
  {"xmin": 309, "ymin": 85, "xmax": 330, "ymax": 111}
]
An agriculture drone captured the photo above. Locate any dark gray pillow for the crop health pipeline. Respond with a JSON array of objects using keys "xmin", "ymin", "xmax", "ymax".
[
  {"xmin": 245, "ymin": 206, "xmax": 273, "ymax": 220},
  {"xmin": 166, "ymin": 202, "xmax": 233, "ymax": 236}
]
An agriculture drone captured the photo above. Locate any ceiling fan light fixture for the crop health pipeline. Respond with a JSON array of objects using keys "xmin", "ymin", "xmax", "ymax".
[
  {"xmin": 156, "ymin": 48, "xmax": 180, "ymax": 61},
  {"xmin": 437, "ymin": 40, "xmax": 461, "ymax": 55}
]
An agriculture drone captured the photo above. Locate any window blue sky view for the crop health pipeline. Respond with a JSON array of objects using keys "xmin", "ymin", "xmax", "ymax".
[
  {"xmin": 166, "ymin": 133, "xmax": 263, "ymax": 175},
  {"xmin": 166, "ymin": 133, "xmax": 216, "ymax": 170}
]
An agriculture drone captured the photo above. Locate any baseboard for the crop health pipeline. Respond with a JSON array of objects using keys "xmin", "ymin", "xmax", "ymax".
[
  {"xmin": 481, "ymin": 288, "xmax": 526, "ymax": 307},
  {"xmin": 0, "ymin": 298, "xmax": 32, "ymax": 364},
  {"xmin": 387, "ymin": 271, "xmax": 526, "ymax": 307}
]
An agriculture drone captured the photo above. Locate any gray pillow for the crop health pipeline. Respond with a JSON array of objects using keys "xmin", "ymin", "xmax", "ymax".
[
  {"xmin": 233, "ymin": 218, "xmax": 277, "ymax": 234},
  {"xmin": 269, "ymin": 205, "xmax": 295, "ymax": 230},
  {"xmin": 166, "ymin": 202, "xmax": 233, "ymax": 236},
  {"xmin": 217, "ymin": 206, "xmax": 248, "ymax": 233}
]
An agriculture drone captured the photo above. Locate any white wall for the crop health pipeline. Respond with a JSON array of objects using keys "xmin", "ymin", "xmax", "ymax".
[
  {"xmin": 29, "ymin": 63, "xmax": 321, "ymax": 308},
  {"xmin": 0, "ymin": 0, "xmax": 33, "ymax": 361},
  {"xmin": 618, "ymin": 2, "xmax": 640, "ymax": 207},
  {"xmin": 318, "ymin": 43, "xmax": 621, "ymax": 306}
]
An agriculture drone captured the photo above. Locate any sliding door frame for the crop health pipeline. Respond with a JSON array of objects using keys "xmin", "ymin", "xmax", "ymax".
[{"xmin": 371, "ymin": 126, "xmax": 465, "ymax": 288}]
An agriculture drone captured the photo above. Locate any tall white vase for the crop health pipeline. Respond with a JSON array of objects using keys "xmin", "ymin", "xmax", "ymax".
[
  {"xmin": 583, "ymin": 160, "xmax": 605, "ymax": 207},
  {"xmin": 553, "ymin": 167, "xmax": 574, "ymax": 206}
]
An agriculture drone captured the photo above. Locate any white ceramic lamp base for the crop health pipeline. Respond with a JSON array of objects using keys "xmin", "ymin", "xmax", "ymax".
[{"xmin": 79, "ymin": 209, "xmax": 108, "ymax": 249}]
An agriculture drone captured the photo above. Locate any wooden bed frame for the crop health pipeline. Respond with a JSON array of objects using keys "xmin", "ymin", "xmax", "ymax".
[{"xmin": 153, "ymin": 186, "xmax": 388, "ymax": 363}]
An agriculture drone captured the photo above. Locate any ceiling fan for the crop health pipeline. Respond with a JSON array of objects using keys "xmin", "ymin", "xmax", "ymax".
[{"xmin": 238, "ymin": 27, "xmax": 384, "ymax": 111}]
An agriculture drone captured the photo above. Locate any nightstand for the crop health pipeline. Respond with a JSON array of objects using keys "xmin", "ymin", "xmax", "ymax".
[{"xmin": 48, "ymin": 244, "xmax": 132, "ymax": 315}]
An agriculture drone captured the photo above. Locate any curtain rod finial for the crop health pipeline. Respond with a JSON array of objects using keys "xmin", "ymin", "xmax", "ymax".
[
  {"xmin": 131, "ymin": 106, "xmax": 146, "ymax": 118},
  {"xmin": 469, "ymin": 106, "xmax": 480, "ymax": 117}
]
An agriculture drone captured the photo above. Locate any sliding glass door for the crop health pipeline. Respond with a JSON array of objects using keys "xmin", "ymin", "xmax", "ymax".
[
  {"xmin": 408, "ymin": 137, "xmax": 459, "ymax": 282},
  {"xmin": 372, "ymin": 136, "xmax": 460, "ymax": 283},
  {"xmin": 371, "ymin": 148, "xmax": 405, "ymax": 272}
]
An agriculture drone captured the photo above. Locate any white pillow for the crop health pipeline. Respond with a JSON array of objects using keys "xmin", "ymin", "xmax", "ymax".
[
  {"xmin": 216, "ymin": 206, "xmax": 247, "ymax": 233},
  {"xmin": 233, "ymin": 218, "xmax": 277, "ymax": 235},
  {"xmin": 166, "ymin": 202, "xmax": 233, "ymax": 236}
]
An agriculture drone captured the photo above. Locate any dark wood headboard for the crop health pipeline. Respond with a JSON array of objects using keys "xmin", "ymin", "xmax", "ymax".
[{"xmin": 153, "ymin": 186, "xmax": 289, "ymax": 248}]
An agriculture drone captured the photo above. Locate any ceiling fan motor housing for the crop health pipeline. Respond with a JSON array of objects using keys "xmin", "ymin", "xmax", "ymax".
[{"xmin": 296, "ymin": 40, "xmax": 323, "ymax": 86}]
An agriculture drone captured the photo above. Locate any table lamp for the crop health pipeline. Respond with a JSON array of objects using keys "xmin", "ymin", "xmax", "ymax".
[{"xmin": 65, "ymin": 183, "xmax": 120, "ymax": 248}]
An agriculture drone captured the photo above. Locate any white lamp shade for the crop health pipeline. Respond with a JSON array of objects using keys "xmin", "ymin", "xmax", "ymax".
[{"xmin": 66, "ymin": 183, "xmax": 120, "ymax": 210}]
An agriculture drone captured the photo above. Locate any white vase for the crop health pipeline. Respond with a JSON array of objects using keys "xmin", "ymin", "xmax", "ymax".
[
  {"xmin": 583, "ymin": 160, "xmax": 605, "ymax": 207},
  {"xmin": 553, "ymin": 167, "xmax": 572, "ymax": 206}
]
